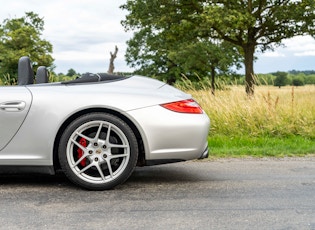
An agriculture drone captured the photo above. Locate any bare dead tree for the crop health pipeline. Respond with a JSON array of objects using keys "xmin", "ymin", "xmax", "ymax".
[{"xmin": 107, "ymin": 46, "xmax": 118, "ymax": 74}]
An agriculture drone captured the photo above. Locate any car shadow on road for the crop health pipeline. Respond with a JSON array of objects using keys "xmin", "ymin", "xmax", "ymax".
[
  {"xmin": 127, "ymin": 162, "xmax": 219, "ymax": 184},
  {"xmin": 0, "ymin": 172, "xmax": 75, "ymax": 188},
  {"xmin": 0, "ymin": 162, "xmax": 219, "ymax": 190}
]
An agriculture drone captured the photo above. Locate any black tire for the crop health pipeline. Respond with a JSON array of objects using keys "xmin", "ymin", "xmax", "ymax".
[{"xmin": 58, "ymin": 112, "xmax": 138, "ymax": 190}]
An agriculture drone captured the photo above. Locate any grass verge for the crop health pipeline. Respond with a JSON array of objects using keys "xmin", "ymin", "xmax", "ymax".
[{"xmin": 208, "ymin": 135, "xmax": 315, "ymax": 158}]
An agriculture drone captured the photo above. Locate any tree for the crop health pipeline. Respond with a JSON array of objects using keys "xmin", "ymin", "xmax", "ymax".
[
  {"xmin": 292, "ymin": 76, "xmax": 305, "ymax": 86},
  {"xmin": 122, "ymin": 0, "xmax": 315, "ymax": 95},
  {"xmin": 66, "ymin": 68, "xmax": 77, "ymax": 77},
  {"xmin": 121, "ymin": 0, "xmax": 242, "ymax": 86},
  {"xmin": 0, "ymin": 12, "xmax": 54, "ymax": 84},
  {"xmin": 273, "ymin": 71, "xmax": 288, "ymax": 88},
  {"xmin": 305, "ymin": 75, "xmax": 315, "ymax": 85}
]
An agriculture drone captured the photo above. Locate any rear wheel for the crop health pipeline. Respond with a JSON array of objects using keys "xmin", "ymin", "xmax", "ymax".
[{"xmin": 58, "ymin": 112, "xmax": 138, "ymax": 190}]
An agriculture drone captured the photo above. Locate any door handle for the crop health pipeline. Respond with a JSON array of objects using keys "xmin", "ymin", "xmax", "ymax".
[{"xmin": 0, "ymin": 101, "xmax": 26, "ymax": 111}]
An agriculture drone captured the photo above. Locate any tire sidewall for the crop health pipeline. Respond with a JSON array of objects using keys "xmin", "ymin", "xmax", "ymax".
[{"xmin": 58, "ymin": 112, "xmax": 138, "ymax": 190}]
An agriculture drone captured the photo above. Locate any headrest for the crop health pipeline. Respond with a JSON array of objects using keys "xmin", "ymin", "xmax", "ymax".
[
  {"xmin": 36, "ymin": 66, "xmax": 49, "ymax": 83},
  {"xmin": 18, "ymin": 56, "xmax": 34, "ymax": 85}
]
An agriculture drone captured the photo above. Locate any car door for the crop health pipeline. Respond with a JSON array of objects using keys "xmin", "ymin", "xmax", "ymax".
[{"xmin": 0, "ymin": 86, "xmax": 32, "ymax": 151}]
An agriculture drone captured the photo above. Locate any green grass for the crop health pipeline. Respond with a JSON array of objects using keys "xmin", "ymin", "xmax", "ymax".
[{"xmin": 208, "ymin": 135, "xmax": 315, "ymax": 158}]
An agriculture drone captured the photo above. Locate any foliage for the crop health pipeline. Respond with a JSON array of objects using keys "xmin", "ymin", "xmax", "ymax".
[
  {"xmin": 121, "ymin": 0, "xmax": 242, "ymax": 85},
  {"xmin": 304, "ymin": 75, "xmax": 315, "ymax": 84},
  {"xmin": 292, "ymin": 76, "xmax": 305, "ymax": 86},
  {"xmin": 256, "ymin": 74, "xmax": 275, "ymax": 85},
  {"xmin": 121, "ymin": 0, "xmax": 315, "ymax": 96},
  {"xmin": 0, "ymin": 12, "xmax": 54, "ymax": 84},
  {"xmin": 66, "ymin": 68, "xmax": 77, "ymax": 77},
  {"xmin": 174, "ymin": 74, "xmax": 232, "ymax": 91},
  {"xmin": 49, "ymin": 73, "xmax": 76, "ymax": 82},
  {"xmin": 174, "ymin": 71, "xmax": 315, "ymax": 90},
  {"xmin": 0, "ymin": 74, "xmax": 16, "ymax": 85},
  {"xmin": 289, "ymin": 70, "xmax": 315, "ymax": 75},
  {"xmin": 273, "ymin": 71, "xmax": 289, "ymax": 88}
]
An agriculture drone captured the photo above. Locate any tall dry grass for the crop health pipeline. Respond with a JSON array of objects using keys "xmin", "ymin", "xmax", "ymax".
[{"xmin": 185, "ymin": 85, "xmax": 315, "ymax": 138}]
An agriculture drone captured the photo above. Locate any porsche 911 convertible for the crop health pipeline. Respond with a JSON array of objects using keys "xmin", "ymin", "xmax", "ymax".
[{"xmin": 0, "ymin": 56, "xmax": 210, "ymax": 190}]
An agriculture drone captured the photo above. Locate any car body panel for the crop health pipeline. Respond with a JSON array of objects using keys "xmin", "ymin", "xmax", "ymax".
[
  {"xmin": 127, "ymin": 106, "xmax": 209, "ymax": 160},
  {"xmin": 0, "ymin": 87, "xmax": 32, "ymax": 151},
  {"xmin": 0, "ymin": 75, "xmax": 209, "ymax": 169}
]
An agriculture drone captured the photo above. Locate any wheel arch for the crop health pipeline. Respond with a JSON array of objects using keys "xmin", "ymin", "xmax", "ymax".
[{"xmin": 53, "ymin": 108, "xmax": 146, "ymax": 170}]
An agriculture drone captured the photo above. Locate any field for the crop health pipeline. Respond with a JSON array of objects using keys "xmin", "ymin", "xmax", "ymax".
[{"xmin": 187, "ymin": 85, "xmax": 315, "ymax": 158}]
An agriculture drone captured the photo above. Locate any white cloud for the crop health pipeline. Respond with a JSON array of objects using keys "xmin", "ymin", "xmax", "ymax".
[
  {"xmin": 259, "ymin": 36, "xmax": 315, "ymax": 58},
  {"xmin": 283, "ymin": 35, "xmax": 315, "ymax": 56},
  {"xmin": 0, "ymin": 0, "xmax": 133, "ymax": 73},
  {"xmin": 260, "ymin": 51, "xmax": 286, "ymax": 57}
]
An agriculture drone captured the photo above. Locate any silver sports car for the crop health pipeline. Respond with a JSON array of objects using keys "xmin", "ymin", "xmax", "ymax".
[{"xmin": 0, "ymin": 56, "xmax": 210, "ymax": 190}]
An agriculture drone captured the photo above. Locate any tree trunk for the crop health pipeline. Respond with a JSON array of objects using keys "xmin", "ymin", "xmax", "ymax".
[
  {"xmin": 211, "ymin": 66, "xmax": 215, "ymax": 96},
  {"xmin": 243, "ymin": 44, "xmax": 255, "ymax": 96},
  {"xmin": 108, "ymin": 46, "xmax": 118, "ymax": 74}
]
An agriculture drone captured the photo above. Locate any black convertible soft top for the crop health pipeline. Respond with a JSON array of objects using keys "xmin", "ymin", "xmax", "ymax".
[{"xmin": 61, "ymin": 73, "xmax": 127, "ymax": 84}]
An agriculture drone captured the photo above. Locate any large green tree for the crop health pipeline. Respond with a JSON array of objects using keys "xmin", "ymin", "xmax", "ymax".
[
  {"xmin": 0, "ymin": 12, "xmax": 54, "ymax": 84},
  {"xmin": 122, "ymin": 0, "xmax": 315, "ymax": 95},
  {"xmin": 121, "ymin": 0, "xmax": 241, "ymax": 86}
]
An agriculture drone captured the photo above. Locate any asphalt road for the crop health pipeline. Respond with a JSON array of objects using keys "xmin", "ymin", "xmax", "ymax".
[{"xmin": 0, "ymin": 157, "xmax": 315, "ymax": 230}]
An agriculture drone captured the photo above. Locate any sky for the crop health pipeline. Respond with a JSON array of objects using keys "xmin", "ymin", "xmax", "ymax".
[{"xmin": 0, "ymin": 0, "xmax": 315, "ymax": 75}]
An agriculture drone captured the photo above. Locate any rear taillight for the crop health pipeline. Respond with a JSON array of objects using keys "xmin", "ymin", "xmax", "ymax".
[{"xmin": 160, "ymin": 99, "xmax": 203, "ymax": 114}]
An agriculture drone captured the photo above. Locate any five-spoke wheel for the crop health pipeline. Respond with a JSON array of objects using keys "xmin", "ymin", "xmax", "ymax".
[{"xmin": 58, "ymin": 113, "xmax": 138, "ymax": 190}]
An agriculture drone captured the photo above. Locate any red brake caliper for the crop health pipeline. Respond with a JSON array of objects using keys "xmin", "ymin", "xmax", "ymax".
[{"xmin": 77, "ymin": 138, "xmax": 87, "ymax": 167}]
